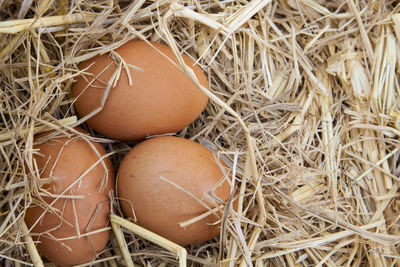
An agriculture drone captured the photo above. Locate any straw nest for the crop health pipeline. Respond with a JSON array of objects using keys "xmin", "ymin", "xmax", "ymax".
[{"xmin": 1, "ymin": 0, "xmax": 400, "ymax": 266}]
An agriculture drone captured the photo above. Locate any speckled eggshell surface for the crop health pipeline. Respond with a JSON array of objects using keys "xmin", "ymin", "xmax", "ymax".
[
  {"xmin": 117, "ymin": 136, "xmax": 232, "ymax": 245},
  {"xmin": 72, "ymin": 40, "xmax": 209, "ymax": 141},
  {"xmin": 24, "ymin": 128, "xmax": 115, "ymax": 266}
]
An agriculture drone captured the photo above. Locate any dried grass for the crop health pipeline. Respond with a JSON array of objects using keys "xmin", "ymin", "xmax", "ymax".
[{"xmin": 1, "ymin": 0, "xmax": 400, "ymax": 266}]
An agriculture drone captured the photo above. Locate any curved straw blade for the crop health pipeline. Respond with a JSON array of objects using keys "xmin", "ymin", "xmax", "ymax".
[{"xmin": 110, "ymin": 214, "xmax": 187, "ymax": 267}]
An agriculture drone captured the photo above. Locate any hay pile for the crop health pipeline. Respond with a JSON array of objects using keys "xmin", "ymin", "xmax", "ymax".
[{"xmin": 0, "ymin": 0, "xmax": 399, "ymax": 266}]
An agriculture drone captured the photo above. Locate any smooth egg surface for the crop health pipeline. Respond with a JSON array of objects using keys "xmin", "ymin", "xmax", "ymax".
[
  {"xmin": 24, "ymin": 128, "xmax": 115, "ymax": 266},
  {"xmin": 117, "ymin": 136, "xmax": 232, "ymax": 245},
  {"xmin": 72, "ymin": 40, "xmax": 209, "ymax": 141}
]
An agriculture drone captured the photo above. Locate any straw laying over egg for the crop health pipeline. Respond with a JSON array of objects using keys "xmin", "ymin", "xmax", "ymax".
[{"xmin": 1, "ymin": 0, "xmax": 399, "ymax": 266}]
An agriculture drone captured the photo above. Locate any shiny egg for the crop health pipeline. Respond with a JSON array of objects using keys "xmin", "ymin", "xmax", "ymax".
[
  {"xmin": 72, "ymin": 40, "xmax": 209, "ymax": 141},
  {"xmin": 24, "ymin": 128, "xmax": 115, "ymax": 266},
  {"xmin": 117, "ymin": 136, "xmax": 232, "ymax": 245}
]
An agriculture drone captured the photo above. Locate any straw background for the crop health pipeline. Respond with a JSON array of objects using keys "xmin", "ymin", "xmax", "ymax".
[{"xmin": 0, "ymin": 0, "xmax": 399, "ymax": 266}]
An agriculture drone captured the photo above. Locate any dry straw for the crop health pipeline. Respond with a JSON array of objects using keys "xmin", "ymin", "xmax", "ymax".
[{"xmin": 0, "ymin": 0, "xmax": 399, "ymax": 266}]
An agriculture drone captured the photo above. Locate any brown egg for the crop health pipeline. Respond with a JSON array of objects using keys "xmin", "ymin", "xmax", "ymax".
[
  {"xmin": 24, "ymin": 128, "xmax": 115, "ymax": 266},
  {"xmin": 117, "ymin": 136, "xmax": 232, "ymax": 245},
  {"xmin": 72, "ymin": 40, "xmax": 209, "ymax": 141}
]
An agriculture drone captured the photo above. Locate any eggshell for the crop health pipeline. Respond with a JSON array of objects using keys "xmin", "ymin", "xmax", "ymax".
[
  {"xmin": 24, "ymin": 128, "xmax": 115, "ymax": 266},
  {"xmin": 72, "ymin": 40, "xmax": 209, "ymax": 141},
  {"xmin": 117, "ymin": 136, "xmax": 232, "ymax": 245}
]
